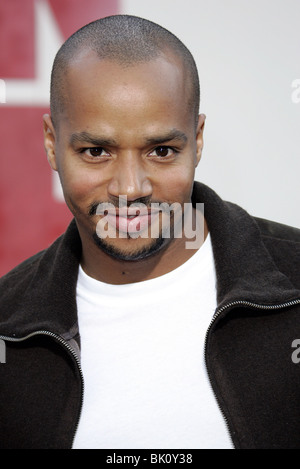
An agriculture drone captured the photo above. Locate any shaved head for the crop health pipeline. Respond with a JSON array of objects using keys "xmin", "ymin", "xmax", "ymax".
[{"xmin": 50, "ymin": 15, "xmax": 200, "ymax": 128}]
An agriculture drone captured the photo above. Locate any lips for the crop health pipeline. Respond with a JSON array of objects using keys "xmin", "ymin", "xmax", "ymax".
[{"xmin": 107, "ymin": 207, "xmax": 159, "ymax": 235}]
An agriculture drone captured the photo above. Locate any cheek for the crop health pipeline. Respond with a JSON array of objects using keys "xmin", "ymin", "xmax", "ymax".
[
  {"xmin": 58, "ymin": 161, "xmax": 105, "ymax": 206},
  {"xmin": 157, "ymin": 164, "xmax": 195, "ymax": 202}
]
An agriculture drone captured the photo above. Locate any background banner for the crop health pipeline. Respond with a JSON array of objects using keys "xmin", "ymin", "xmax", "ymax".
[
  {"xmin": 0, "ymin": 0, "xmax": 118, "ymax": 276},
  {"xmin": 1, "ymin": 0, "xmax": 300, "ymax": 275}
]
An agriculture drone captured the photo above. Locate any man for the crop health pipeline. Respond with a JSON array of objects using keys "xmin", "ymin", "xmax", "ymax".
[{"xmin": 0, "ymin": 15, "xmax": 300, "ymax": 450}]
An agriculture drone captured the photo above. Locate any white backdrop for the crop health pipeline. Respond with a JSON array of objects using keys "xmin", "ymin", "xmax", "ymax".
[{"xmin": 121, "ymin": 0, "xmax": 300, "ymax": 228}]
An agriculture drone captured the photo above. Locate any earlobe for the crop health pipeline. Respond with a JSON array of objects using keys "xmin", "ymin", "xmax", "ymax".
[
  {"xmin": 43, "ymin": 114, "xmax": 58, "ymax": 171},
  {"xmin": 195, "ymin": 113, "xmax": 206, "ymax": 166}
]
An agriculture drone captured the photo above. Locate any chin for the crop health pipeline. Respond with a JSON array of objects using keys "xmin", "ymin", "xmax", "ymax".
[{"xmin": 92, "ymin": 232, "xmax": 167, "ymax": 262}]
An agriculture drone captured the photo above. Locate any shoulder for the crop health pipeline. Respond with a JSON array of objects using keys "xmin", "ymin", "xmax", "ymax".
[
  {"xmin": 0, "ymin": 249, "xmax": 47, "ymax": 329},
  {"xmin": 0, "ymin": 249, "xmax": 44, "ymax": 283},
  {"xmin": 0, "ymin": 220, "xmax": 80, "ymax": 333},
  {"xmin": 254, "ymin": 216, "xmax": 300, "ymax": 244},
  {"xmin": 0, "ymin": 220, "xmax": 79, "ymax": 288},
  {"xmin": 0, "ymin": 249, "xmax": 46, "ymax": 308},
  {"xmin": 0, "ymin": 231, "xmax": 63, "ymax": 297},
  {"xmin": 0, "ymin": 219, "xmax": 80, "ymax": 304},
  {"xmin": 253, "ymin": 216, "xmax": 300, "ymax": 289}
]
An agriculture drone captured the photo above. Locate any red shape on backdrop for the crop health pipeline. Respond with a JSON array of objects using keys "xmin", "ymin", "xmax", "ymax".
[
  {"xmin": 0, "ymin": 107, "xmax": 72, "ymax": 274},
  {"xmin": 0, "ymin": 0, "xmax": 35, "ymax": 78},
  {"xmin": 49, "ymin": 0, "xmax": 119, "ymax": 40},
  {"xmin": 0, "ymin": 0, "xmax": 119, "ymax": 276}
]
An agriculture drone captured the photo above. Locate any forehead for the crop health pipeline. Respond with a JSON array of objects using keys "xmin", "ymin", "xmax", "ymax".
[{"xmin": 58, "ymin": 51, "xmax": 193, "ymax": 135}]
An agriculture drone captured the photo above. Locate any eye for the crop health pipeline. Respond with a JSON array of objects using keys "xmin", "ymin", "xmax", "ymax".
[
  {"xmin": 149, "ymin": 146, "xmax": 175, "ymax": 158},
  {"xmin": 82, "ymin": 147, "xmax": 110, "ymax": 158}
]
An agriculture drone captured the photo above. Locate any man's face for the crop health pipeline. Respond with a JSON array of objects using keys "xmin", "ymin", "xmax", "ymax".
[{"xmin": 44, "ymin": 51, "xmax": 205, "ymax": 261}]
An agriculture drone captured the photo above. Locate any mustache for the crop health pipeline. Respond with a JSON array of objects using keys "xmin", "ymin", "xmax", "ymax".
[{"xmin": 88, "ymin": 196, "xmax": 152, "ymax": 217}]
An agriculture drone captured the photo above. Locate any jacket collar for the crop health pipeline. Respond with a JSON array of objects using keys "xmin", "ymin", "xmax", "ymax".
[
  {"xmin": 0, "ymin": 220, "xmax": 81, "ymax": 338},
  {"xmin": 192, "ymin": 182, "xmax": 300, "ymax": 308},
  {"xmin": 1, "ymin": 182, "xmax": 299, "ymax": 338}
]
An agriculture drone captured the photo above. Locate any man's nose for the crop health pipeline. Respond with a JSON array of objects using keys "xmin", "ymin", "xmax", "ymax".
[{"xmin": 107, "ymin": 153, "xmax": 152, "ymax": 202}]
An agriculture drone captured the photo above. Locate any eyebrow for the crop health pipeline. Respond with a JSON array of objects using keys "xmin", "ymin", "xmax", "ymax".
[
  {"xmin": 69, "ymin": 129, "xmax": 188, "ymax": 147},
  {"xmin": 145, "ymin": 129, "xmax": 188, "ymax": 146},
  {"xmin": 69, "ymin": 132, "xmax": 118, "ymax": 147}
]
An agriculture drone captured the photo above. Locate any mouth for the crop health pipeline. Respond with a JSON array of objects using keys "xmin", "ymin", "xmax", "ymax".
[{"xmin": 109, "ymin": 207, "xmax": 160, "ymax": 235}]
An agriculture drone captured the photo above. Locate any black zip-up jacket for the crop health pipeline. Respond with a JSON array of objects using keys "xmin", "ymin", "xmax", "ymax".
[{"xmin": 0, "ymin": 182, "xmax": 300, "ymax": 449}]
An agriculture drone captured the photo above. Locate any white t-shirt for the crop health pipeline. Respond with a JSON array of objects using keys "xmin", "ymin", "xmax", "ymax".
[{"xmin": 72, "ymin": 234, "xmax": 233, "ymax": 449}]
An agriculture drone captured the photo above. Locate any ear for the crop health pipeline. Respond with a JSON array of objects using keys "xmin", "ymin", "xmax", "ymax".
[
  {"xmin": 195, "ymin": 113, "xmax": 206, "ymax": 167},
  {"xmin": 43, "ymin": 114, "xmax": 58, "ymax": 171}
]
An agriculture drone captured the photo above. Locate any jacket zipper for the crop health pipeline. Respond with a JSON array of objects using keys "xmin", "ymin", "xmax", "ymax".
[
  {"xmin": 204, "ymin": 298, "xmax": 300, "ymax": 448},
  {"xmin": 0, "ymin": 330, "xmax": 84, "ymax": 448}
]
